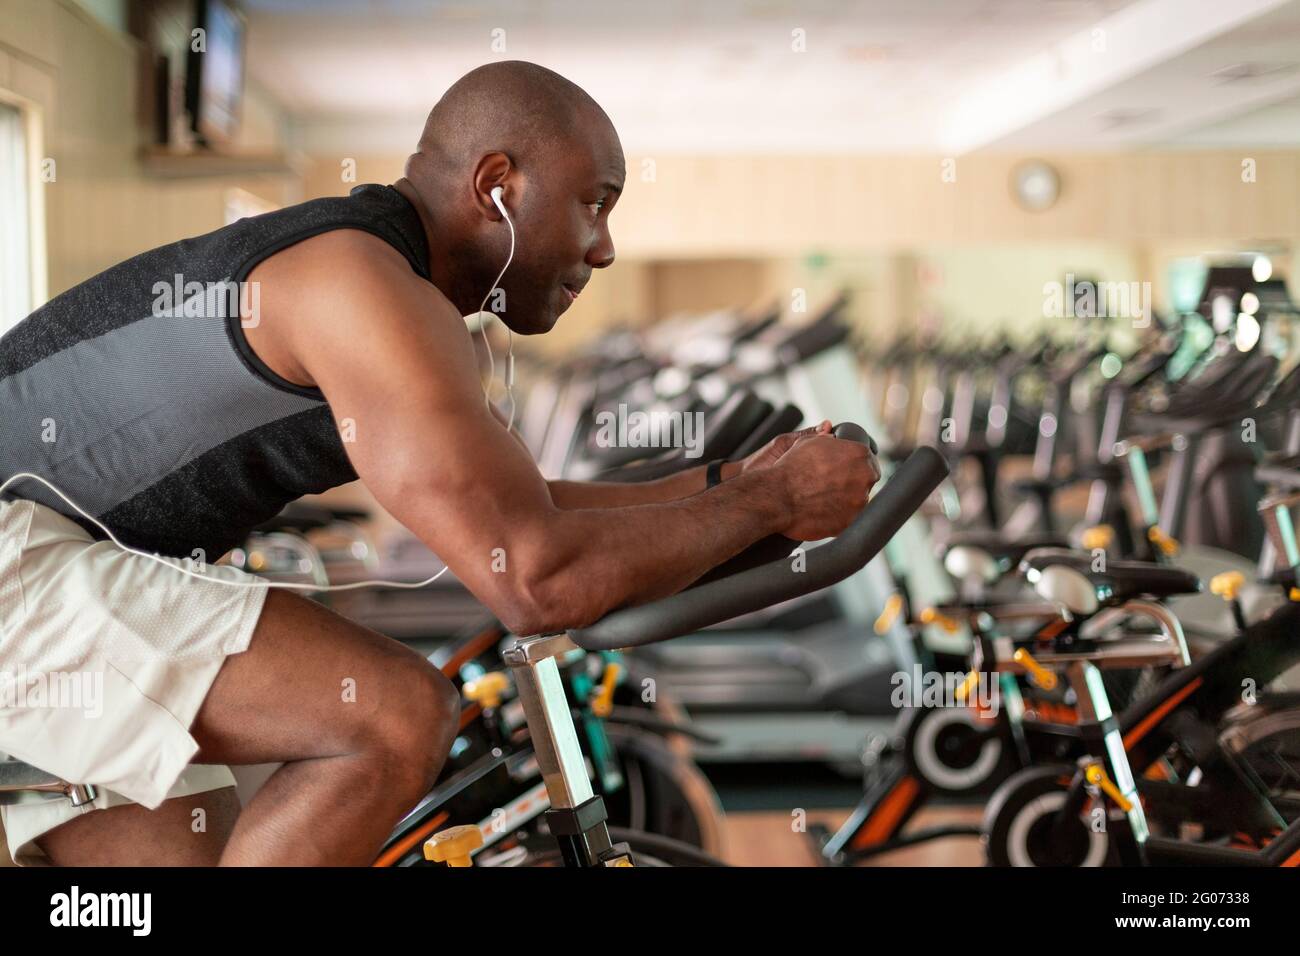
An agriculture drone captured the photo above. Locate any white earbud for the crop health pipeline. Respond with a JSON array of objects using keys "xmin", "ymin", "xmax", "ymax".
[{"xmin": 490, "ymin": 185, "xmax": 509, "ymax": 220}]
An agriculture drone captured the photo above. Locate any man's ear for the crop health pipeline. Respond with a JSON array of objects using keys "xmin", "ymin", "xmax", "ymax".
[{"xmin": 473, "ymin": 152, "xmax": 513, "ymax": 221}]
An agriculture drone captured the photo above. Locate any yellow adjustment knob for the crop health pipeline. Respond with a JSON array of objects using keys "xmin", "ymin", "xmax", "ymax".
[
  {"xmin": 874, "ymin": 593, "xmax": 904, "ymax": 635},
  {"xmin": 463, "ymin": 671, "xmax": 510, "ymax": 709},
  {"xmin": 919, "ymin": 607, "xmax": 960, "ymax": 634},
  {"xmin": 591, "ymin": 662, "xmax": 622, "ymax": 718},
  {"xmin": 1291, "ymin": 588, "xmax": 1300, "ymax": 603},
  {"xmin": 1147, "ymin": 525, "xmax": 1180, "ymax": 557},
  {"xmin": 424, "ymin": 824, "xmax": 484, "ymax": 867},
  {"xmin": 1210, "ymin": 571, "xmax": 1246, "ymax": 602},
  {"xmin": 953, "ymin": 670, "xmax": 980, "ymax": 704},
  {"xmin": 1080, "ymin": 525, "xmax": 1115, "ymax": 551},
  {"xmin": 1012, "ymin": 648, "xmax": 1058, "ymax": 691},
  {"xmin": 1085, "ymin": 764, "xmax": 1133, "ymax": 812}
]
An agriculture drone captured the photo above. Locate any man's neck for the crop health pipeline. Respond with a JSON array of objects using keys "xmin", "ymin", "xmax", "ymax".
[{"xmin": 391, "ymin": 177, "xmax": 469, "ymax": 313}]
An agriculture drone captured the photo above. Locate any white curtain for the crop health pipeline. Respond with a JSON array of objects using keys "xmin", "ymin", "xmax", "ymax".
[{"xmin": 0, "ymin": 101, "xmax": 31, "ymax": 336}]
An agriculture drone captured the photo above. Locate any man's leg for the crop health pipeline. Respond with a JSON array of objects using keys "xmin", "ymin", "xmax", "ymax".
[
  {"xmin": 36, "ymin": 589, "xmax": 461, "ymax": 866},
  {"xmin": 199, "ymin": 589, "xmax": 461, "ymax": 865},
  {"xmin": 36, "ymin": 787, "xmax": 241, "ymax": 866}
]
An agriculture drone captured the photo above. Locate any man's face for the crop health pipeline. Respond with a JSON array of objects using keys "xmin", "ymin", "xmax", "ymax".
[{"xmin": 498, "ymin": 119, "xmax": 624, "ymax": 334}]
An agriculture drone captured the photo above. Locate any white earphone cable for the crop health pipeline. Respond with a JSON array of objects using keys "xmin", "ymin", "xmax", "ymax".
[
  {"xmin": 0, "ymin": 472, "xmax": 449, "ymax": 592},
  {"xmin": 479, "ymin": 192, "xmax": 516, "ymax": 427}
]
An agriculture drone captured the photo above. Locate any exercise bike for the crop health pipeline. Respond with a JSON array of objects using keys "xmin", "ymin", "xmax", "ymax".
[
  {"xmin": 982, "ymin": 479, "xmax": 1300, "ymax": 865},
  {"xmin": 416, "ymin": 427, "xmax": 950, "ymax": 866}
]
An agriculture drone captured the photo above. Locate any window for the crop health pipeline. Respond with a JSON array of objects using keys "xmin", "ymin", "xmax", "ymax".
[{"xmin": 0, "ymin": 100, "xmax": 31, "ymax": 335}]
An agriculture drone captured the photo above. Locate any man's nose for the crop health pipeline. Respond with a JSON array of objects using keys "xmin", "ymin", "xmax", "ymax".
[{"xmin": 588, "ymin": 227, "xmax": 615, "ymax": 269}]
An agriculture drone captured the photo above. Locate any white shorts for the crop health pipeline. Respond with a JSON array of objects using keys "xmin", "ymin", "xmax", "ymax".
[{"xmin": 0, "ymin": 498, "xmax": 267, "ymax": 865}]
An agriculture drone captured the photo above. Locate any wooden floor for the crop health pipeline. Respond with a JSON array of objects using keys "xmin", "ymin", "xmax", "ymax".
[
  {"xmin": 0, "ymin": 807, "xmax": 984, "ymax": 868},
  {"xmin": 721, "ymin": 806, "xmax": 985, "ymax": 867}
]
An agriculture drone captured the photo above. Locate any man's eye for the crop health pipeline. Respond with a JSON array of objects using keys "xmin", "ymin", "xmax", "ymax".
[{"xmin": 587, "ymin": 200, "xmax": 605, "ymax": 215}]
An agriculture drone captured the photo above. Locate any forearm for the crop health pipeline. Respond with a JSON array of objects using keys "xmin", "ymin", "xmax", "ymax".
[
  {"xmin": 514, "ymin": 467, "xmax": 787, "ymax": 631},
  {"xmin": 548, "ymin": 461, "xmax": 743, "ymax": 508}
]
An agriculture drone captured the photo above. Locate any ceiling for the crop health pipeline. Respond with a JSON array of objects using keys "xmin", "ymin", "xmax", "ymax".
[{"xmin": 238, "ymin": 0, "xmax": 1300, "ymax": 154}]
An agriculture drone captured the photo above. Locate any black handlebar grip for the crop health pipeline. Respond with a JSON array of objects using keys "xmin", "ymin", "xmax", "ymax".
[
  {"xmin": 694, "ymin": 419, "xmax": 873, "ymax": 584},
  {"xmin": 570, "ymin": 438, "xmax": 944, "ymax": 652}
]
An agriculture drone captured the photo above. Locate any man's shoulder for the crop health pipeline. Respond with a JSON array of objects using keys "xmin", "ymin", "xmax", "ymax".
[
  {"xmin": 289, "ymin": 226, "xmax": 411, "ymax": 269},
  {"xmin": 242, "ymin": 222, "xmax": 460, "ymax": 394},
  {"xmin": 271, "ymin": 229, "xmax": 457, "ymax": 323},
  {"xmin": 247, "ymin": 224, "xmax": 465, "ymax": 381}
]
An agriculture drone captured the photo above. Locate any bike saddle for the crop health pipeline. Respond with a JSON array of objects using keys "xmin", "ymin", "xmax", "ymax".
[
  {"xmin": 944, "ymin": 530, "xmax": 1071, "ymax": 583},
  {"xmin": 1018, "ymin": 547, "xmax": 1201, "ymax": 615}
]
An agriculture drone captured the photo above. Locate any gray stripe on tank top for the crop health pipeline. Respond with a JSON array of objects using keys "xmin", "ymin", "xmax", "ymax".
[{"xmin": 0, "ymin": 306, "xmax": 322, "ymax": 518}]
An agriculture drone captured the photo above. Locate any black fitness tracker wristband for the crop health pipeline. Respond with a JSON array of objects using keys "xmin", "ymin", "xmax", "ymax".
[{"xmin": 706, "ymin": 459, "xmax": 727, "ymax": 488}]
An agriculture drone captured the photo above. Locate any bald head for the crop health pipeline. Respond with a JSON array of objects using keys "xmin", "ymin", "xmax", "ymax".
[
  {"xmin": 413, "ymin": 61, "xmax": 614, "ymax": 181},
  {"xmin": 397, "ymin": 61, "xmax": 623, "ymax": 334}
]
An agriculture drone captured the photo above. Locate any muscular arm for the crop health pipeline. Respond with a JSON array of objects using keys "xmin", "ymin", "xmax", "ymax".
[
  {"xmin": 486, "ymin": 402, "xmax": 739, "ymax": 508},
  {"xmin": 538, "ymin": 420, "xmax": 831, "ymax": 509},
  {"xmin": 270, "ymin": 232, "xmax": 793, "ymax": 634},
  {"xmin": 547, "ymin": 463, "xmax": 743, "ymax": 508}
]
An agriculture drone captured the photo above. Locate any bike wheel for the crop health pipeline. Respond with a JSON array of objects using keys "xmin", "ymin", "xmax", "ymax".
[
  {"xmin": 983, "ymin": 765, "xmax": 1111, "ymax": 867},
  {"xmin": 906, "ymin": 706, "xmax": 1016, "ymax": 796},
  {"xmin": 602, "ymin": 722, "xmax": 728, "ymax": 856}
]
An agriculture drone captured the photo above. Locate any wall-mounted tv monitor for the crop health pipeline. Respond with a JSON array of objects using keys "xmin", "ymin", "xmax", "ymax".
[{"xmin": 185, "ymin": 0, "xmax": 247, "ymax": 146}]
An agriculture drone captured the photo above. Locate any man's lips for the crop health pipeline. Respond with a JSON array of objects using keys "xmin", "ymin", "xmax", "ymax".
[{"xmin": 562, "ymin": 283, "xmax": 582, "ymax": 302}]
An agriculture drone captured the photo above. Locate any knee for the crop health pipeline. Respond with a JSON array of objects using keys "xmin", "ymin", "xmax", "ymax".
[
  {"xmin": 363, "ymin": 657, "xmax": 461, "ymax": 791},
  {"xmin": 408, "ymin": 660, "xmax": 461, "ymax": 752}
]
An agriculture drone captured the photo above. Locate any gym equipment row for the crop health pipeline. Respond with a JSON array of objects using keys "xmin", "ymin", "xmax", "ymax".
[{"xmin": 7, "ymin": 262, "xmax": 1298, "ymax": 867}]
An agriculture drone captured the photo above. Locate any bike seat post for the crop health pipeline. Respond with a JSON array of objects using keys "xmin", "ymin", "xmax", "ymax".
[{"xmin": 502, "ymin": 633, "xmax": 624, "ymax": 866}]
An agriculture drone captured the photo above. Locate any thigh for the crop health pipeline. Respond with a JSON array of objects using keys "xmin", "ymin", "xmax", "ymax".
[
  {"xmin": 190, "ymin": 588, "xmax": 454, "ymax": 766},
  {"xmin": 36, "ymin": 786, "xmax": 240, "ymax": 866}
]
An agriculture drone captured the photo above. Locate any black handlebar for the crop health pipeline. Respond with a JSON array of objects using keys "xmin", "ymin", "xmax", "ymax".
[
  {"xmin": 728, "ymin": 403, "xmax": 804, "ymax": 460},
  {"xmin": 569, "ymin": 431, "xmax": 948, "ymax": 651},
  {"xmin": 776, "ymin": 304, "xmax": 851, "ymax": 363},
  {"xmin": 597, "ymin": 390, "xmax": 772, "ymax": 482}
]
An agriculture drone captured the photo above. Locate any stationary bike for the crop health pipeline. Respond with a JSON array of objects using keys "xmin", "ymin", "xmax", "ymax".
[{"xmin": 419, "ymin": 427, "xmax": 950, "ymax": 867}]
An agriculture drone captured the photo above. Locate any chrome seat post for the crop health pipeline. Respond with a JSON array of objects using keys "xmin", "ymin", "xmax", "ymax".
[{"xmin": 503, "ymin": 633, "xmax": 631, "ymax": 866}]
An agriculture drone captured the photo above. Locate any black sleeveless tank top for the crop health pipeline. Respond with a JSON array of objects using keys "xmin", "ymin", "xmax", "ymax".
[{"xmin": 0, "ymin": 183, "xmax": 428, "ymax": 558}]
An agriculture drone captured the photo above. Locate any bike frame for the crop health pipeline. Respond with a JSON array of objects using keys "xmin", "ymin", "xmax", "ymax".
[{"xmin": 1046, "ymin": 595, "xmax": 1300, "ymax": 865}]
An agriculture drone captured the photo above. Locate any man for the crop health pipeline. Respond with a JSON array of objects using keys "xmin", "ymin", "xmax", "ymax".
[{"xmin": 0, "ymin": 61, "xmax": 878, "ymax": 865}]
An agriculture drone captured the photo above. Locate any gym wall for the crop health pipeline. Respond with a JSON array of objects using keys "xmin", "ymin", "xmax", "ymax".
[
  {"xmin": 297, "ymin": 150, "xmax": 1298, "ymax": 350},
  {"xmin": 0, "ymin": 0, "xmax": 298, "ymax": 306},
  {"xmin": 5, "ymin": 0, "xmax": 1297, "ymax": 350}
]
